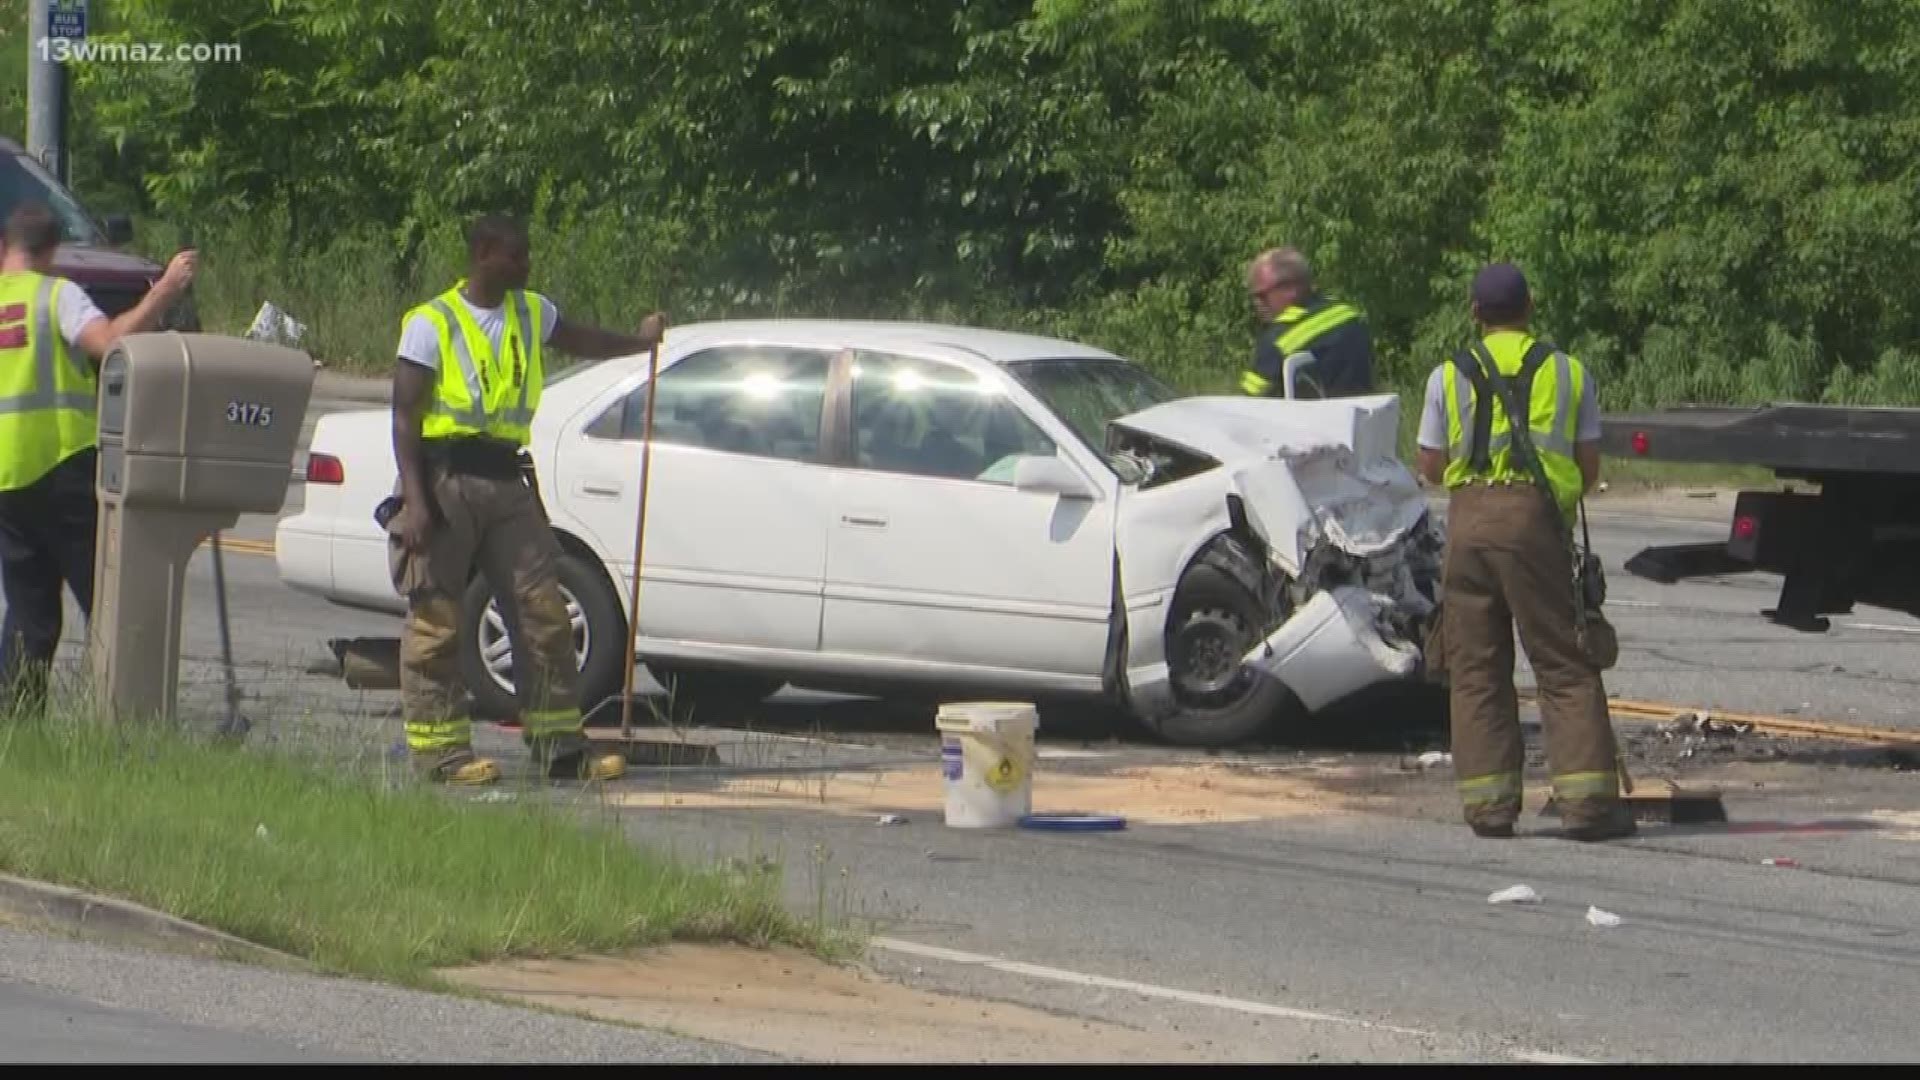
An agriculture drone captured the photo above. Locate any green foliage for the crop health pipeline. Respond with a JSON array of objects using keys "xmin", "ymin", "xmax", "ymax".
[{"xmin": 30, "ymin": 0, "xmax": 1920, "ymax": 403}]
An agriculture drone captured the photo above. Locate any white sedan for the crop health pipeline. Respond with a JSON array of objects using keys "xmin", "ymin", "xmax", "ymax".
[{"xmin": 277, "ymin": 319, "xmax": 1444, "ymax": 747}]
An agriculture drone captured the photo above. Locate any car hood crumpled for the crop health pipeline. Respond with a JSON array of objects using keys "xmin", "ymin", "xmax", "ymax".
[{"xmin": 1110, "ymin": 393, "xmax": 1431, "ymax": 576}]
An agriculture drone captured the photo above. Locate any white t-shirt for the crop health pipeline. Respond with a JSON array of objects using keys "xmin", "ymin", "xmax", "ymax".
[
  {"xmin": 396, "ymin": 290, "xmax": 559, "ymax": 372},
  {"xmin": 54, "ymin": 280, "xmax": 107, "ymax": 348}
]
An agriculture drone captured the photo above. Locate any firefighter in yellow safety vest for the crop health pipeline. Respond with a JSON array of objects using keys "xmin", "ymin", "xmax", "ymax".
[
  {"xmin": 387, "ymin": 213, "xmax": 666, "ymax": 784},
  {"xmin": 0, "ymin": 201, "xmax": 196, "ymax": 711},
  {"xmin": 1414, "ymin": 262, "xmax": 1634, "ymax": 842},
  {"xmin": 1240, "ymin": 246, "xmax": 1375, "ymax": 400}
]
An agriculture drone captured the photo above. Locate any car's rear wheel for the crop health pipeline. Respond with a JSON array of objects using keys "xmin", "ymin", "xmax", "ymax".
[
  {"xmin": 645, "ymin": 664, "xmax": 783, "ymax": 726},
  {"xmin": 457, "ymin": 551, "xmax": 627, "ymax": 722},
  {"xmin": 1149, "ymin": 563, "xmax": 1300, "ymax": 747}
]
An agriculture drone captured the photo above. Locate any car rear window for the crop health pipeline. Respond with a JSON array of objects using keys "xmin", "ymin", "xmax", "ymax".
[{"xmin": 0, "ymin": 152, "xmax": 102, "ymax": 245}]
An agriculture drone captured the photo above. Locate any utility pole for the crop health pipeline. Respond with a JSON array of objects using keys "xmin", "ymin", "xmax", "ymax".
[{"xmin": 27, "ymin": 0, "xmax": 67, "ymax": 185}]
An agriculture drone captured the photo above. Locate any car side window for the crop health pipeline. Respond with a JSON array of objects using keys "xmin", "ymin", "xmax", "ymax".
[
  {"xmin": 848, "ymin": 352, "xmax": 1057, "ymax": 484},
  {"xmin": 586, "ymin": 346, "xmax": 831, "ymax": 463}
]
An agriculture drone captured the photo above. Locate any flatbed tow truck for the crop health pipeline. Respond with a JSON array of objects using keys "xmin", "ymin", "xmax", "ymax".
[{"xmin": 1601, "ymin": 404, "xmax": 1920, "ymax": 631}]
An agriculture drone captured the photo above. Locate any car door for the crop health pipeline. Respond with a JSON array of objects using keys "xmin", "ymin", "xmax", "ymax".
[
  {"xmin": 552, "ymin": 343, "xmax": 837, "ymax": 654},
  {"xmin": 819, "ymin": 349, "xmax": 1116, "ymax": 680}
]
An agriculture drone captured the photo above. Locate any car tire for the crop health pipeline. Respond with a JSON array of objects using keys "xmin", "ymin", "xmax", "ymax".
[
  {"xmin": 1149, "ymin": 563, "xmax": 1300, "ymax": 747},
  {"xmin": 457, "ymin": 551, "xmax": 627, "ymax": 722},
  {"xmin": 645, "ymin": 664, "xmax": 783, "ymax": 726}
]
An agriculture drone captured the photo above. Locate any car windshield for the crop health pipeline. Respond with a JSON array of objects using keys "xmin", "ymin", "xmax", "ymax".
[
  {"xmin": 1006, "ymin": 356, "xmax": 1185, "ymax": 456},
  {"xmin": 0, "ymin": 152, "xmax": 102, "ymax": 245}
]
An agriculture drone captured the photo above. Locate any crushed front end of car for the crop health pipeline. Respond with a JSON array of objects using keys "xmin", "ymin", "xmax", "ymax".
[{"xmin": 1106, "ymin": 393, "xmax": 1446, "ymax": 716}]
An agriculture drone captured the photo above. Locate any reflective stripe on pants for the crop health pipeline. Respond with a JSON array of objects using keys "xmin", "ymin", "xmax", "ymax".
[
  {"xmin": 1552, "ymin": 770, "xmax": 1618, "ymax": 801},
  {"xmin": 524, "ymin": 707, "xmax": 583, "ymax": 739},
  {"xmin": 406, "ymin": 717, "xmax": 473, "ymax": 752},
  {"xmin": 1458, "ymin": 771, "xmax": 1523, "ymax": 810}
]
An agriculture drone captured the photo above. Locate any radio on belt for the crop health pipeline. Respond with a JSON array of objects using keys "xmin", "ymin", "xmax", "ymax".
[{"xmin": 90, "ymin": 332, "xmax": 315, "ymax": 724}]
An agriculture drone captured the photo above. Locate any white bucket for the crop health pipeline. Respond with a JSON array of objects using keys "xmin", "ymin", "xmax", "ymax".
[{"xmin": 935, "ymin": 701, "xmax": 1038, "ymax": 829}]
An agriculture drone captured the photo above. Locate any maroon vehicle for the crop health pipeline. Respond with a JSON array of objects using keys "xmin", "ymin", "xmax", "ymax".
[{"xmin": 0, "ymin": 136, "xmax": 196, "ymax": 329}]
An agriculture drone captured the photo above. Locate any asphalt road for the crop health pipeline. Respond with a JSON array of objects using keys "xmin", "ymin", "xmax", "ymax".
[
  {"xmin": 618, "ymin": 791, "xmax": 1920, "ymax": 1063},
  {"xmin": 7, "ymin": 422, "xmax": 1920, "ymax": 1061},
  {"xmin": 0, "ymin": 926, "xmax": 775, "ymax": 1063}
]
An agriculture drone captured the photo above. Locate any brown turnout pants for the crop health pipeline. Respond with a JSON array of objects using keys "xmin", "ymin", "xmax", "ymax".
[
  {"xmin": 387, "ymin": 463, "xmax": 581, "ymax": 755},
  {"xmin": 1443, "ymin": 484, "xmax": 1622, "ymax": 830}
]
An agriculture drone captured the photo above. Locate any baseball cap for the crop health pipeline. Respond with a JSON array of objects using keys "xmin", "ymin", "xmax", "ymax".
[{"xmin": 1471, "ymin": 262, "xmax": 1530, "ymax": 320}]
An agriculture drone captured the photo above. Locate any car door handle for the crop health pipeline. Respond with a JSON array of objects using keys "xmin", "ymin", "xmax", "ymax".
[
  {"xmin": 578, "ymin": 480, "xmax": 624, "ymax": 499},
  {"xmin": 841, "ymin": 513, "xmax": 888, "ymax": 529}
]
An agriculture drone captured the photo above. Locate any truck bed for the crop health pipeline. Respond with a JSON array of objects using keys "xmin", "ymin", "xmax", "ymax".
[{"xmin": 1600, "ymin": 403, "xmax": 1920, "ymax": 477}]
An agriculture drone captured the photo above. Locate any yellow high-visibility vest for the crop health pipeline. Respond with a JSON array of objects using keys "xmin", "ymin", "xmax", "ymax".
[
  {"xmin": 0, "ymin": 271, "xmax": 96, "ymax": 491},
  {"xmin": 1441, "ymin": 330, "xmax": 1587, "ymax": 518},
  {"xmin": 1239, "ymin": 300, "xmax": 1362, "ymax": 396},
  {"xmin": 407, "ymin": 281, "xmax": 544, "ymax": 444}
]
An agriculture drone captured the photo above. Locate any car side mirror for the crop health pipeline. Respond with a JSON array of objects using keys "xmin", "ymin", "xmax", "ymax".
[
  {"xmin": 1012, "ymin": 454, "xmax": 1096, "ymax": 499},
  {"xmin": 103, "ymin": 214, "xmax": 134, "ymax": 246}
]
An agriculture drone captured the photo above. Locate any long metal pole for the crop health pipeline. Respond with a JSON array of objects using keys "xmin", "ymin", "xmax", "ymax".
[
  {"xmin": 208, "ymin": 532, "xmax": 249, "ymax": 740},
  {"xmin": 27, "ymin": 0, "xmax": 65, "ymax": 183},
  {"xmin": 619, "ymin": 340, "xmax": 662, "ymax": 739}
]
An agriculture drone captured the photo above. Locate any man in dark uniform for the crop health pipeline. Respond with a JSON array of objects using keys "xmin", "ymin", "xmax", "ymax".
[{"xmin": 1239, "ymin": 246, "xmax": 1374, "ymax": 400}]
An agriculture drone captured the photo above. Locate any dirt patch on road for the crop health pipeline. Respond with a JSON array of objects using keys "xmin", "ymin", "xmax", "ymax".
[
  {"xmin": 442, "ymin": 944, "xmax": 1251, "ymax": 1062},
  {"xmin": 607, "ymin": 761, "xmax": 1398, "ymax": 825}
]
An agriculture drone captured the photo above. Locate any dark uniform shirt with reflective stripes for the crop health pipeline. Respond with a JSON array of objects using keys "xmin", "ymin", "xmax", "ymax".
[{"xmin": 1249, "ymin": 293, "xmax": 1376, "ymax": 399}]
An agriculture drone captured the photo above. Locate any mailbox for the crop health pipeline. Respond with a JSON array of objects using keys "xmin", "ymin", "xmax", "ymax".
[{"xmin": 90, "ymin": 332, "xmax": 316, "ymax": 723}]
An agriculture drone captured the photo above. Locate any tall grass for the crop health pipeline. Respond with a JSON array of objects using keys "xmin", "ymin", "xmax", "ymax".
[{"xmin": 0, "ymin": 691, "xmax": 820, "ymax": 985}]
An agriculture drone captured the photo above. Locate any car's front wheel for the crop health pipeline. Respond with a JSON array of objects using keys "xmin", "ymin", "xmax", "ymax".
[
  {"xmin": 1149, "ymin": 562, "xmax": 1300, "ymax": 747},
  {"xmin": 457, "ymin": 551, "xmax": 627, "ymax": 721}
]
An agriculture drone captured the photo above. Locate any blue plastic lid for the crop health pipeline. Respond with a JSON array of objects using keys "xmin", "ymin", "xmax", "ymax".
[{"xmin": 1018, "ymin": 813, "xmax": 1127, "ymax": 832}]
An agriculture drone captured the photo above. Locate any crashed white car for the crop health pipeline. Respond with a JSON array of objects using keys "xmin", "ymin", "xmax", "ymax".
[{"xmin": 276, "ymin": 319, "xmax": 1443, "ymax": 747}]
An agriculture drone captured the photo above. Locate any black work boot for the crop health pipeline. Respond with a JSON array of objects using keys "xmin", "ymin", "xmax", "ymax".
[
  {"xmin": 1563, "ymin": 802, "xmax": 1637, "ymax": 842},
  {"xmin": 529, "ymin": 731, "xmax": 626, "ymax": 782},
  {"xmin": 411, "ymin": 745, "xmax": 502, "ymax": 786}
]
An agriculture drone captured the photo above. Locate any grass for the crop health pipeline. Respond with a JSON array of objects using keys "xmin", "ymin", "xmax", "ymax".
[
  {"xmin": 1594, "ymin": 457, "xmax": 1779, "ymax": 493},
  {"xmin": 0, "ymin": 692, "xmax": 834, "ymax": 986}
]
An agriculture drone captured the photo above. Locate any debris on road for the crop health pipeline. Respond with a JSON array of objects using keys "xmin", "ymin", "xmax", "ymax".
[
  {"xmin": 877, "ymin": 814, "xmax": 909, "ymax": 826},
  {"xmin": 1018, "ymin": 813, "xmax": 1128, "ymax": 832},
  {"xmin": 1657, "ymin": 711, "xmax": 1756, "ymax": 762},
  {"xmin": 1586, "ymin": 906, "xmax": 1624, "ymax": 928},
  {"xmin": 1488, "ymin": 884, "xmax": 1541, "ymax": 905},
  {"xmin": 246, "ymin": 300, "xmax": 308, "ymax": 347},
  {"xmin": 1416, "ymin": 751, "xmax": 1452, "ymax": 770},
  {"xmin": 1761, "ymin": 857, "xmax": 1800, "ymax": 868}
]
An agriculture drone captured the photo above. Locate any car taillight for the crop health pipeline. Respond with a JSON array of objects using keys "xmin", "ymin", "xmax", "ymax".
[
  {"xmin": 1630, "ymin": 431, "xmax": 1650, "ymax": 455},
  {"xmin": 306, "ymin": 453, "xmax": 344, "ymax": 485},
  {"xmin": 1732, "ymin": 514, "xmax": 1758, "ymax": 540}
]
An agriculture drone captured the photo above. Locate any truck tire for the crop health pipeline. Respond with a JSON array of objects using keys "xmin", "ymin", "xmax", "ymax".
[
  {"xmin": 457, "ymin": 551, "xmax": 627, "ymax": 722},
  {"xmin": 1148, "ymin": 563, "xmax": 1299, "ymax": 747},
  {"xmin": 645, "ymin": 664, "xmax": 783, "ymax": 726}
]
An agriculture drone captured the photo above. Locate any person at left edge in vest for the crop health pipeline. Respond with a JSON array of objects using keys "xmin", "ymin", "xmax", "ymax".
[
  {"xmin": 0, "ymin": 201, "xmax": 198, "ymax": 714},
  {"xmin": 389, "ymin": 214, "xmax": 667, "ymax": 785},
  {"xmin": 1239, "ymin": 246, "xmax": 1375, "ymax": 400}
]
